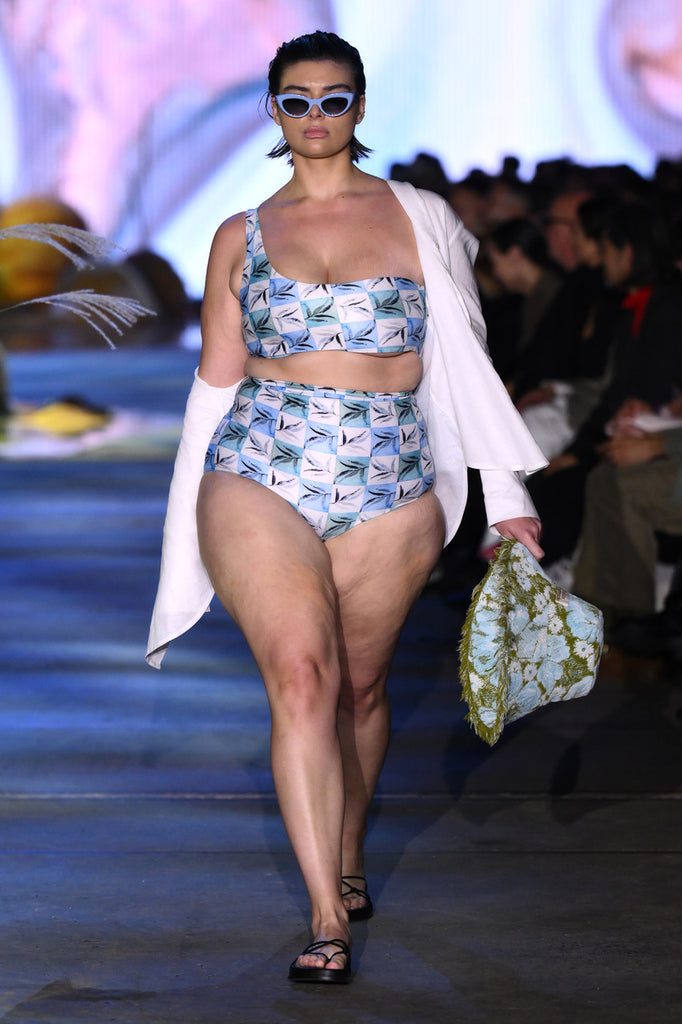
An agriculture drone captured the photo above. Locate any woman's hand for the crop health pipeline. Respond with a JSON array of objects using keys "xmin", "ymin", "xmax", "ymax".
[
  {"xmin": 664, "ymin": 395, "xmax": 682, "ymax": 419},
  {"xmin": 516, "ymin": 383, "xmax": 556, "ymax": 413},
  {"xmin": 598, "ymin": 434, "xmax": 665, "ymax": 466},
  {"xmin": 493, "ymin": 516, "xmax": 544, "ymax": 560},
  {"xmin": 606, "ymin": 397, "xmax": 653, "ymax": 438}
]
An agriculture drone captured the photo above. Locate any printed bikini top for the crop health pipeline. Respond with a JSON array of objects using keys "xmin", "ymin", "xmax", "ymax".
[{"xmin": 240, "ymin": 208, "xmax": 427, "ymax": 358}]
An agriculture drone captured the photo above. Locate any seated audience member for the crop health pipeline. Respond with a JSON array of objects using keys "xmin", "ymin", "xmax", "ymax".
[
  {"xmin": 514, "ymin": 197, "xmax": 622, "ymax": 457},
  {"xmin": 533, "ymin": 159, "xmax": 593, "ymax": 202},
  {"xmin": 534, "ymin": 189, "xmax": 608, "ymax": 391},
  {"xmin": 574, "ymin": 411, "xmax": 682, "ymax": 636},
  {"xmin": 444, "ymin": 212, "xmax": 564, "ymax": 586},
  {"xmin": 526, "ymin": 201, "xmax": 682, "ymax": 567},
  {"xmin": 519, "ymin": 190, "xmax": 610, "ymax": 392},
  {"xmin": 487, "ymin": 218, "xmax": 567, "ymax": 401},
  {"xmin": 448, "ymin": 170, "xmax": 492, "ymax": 238},
  {"xmin": 485, "ymin": 175, "xmax": 534, "ymax": 228},
  {"xmin": 542, "ymin": 189, "xmax": 593, "ymax": 272},
  {"xmin": 450, "ymin": 171, "xmax": 523, "ymax": 380}
]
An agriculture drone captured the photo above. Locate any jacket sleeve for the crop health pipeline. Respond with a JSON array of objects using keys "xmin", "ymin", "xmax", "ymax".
[
  {"xmin": 146, "ymin": 369, "xmax": 244, "ymax": 668},
  {"xmin": 480, "ymin": 468, "xmax": 540, "ymax": 528}
]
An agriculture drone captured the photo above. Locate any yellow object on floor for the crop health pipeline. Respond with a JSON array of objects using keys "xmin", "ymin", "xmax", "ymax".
[{"xmin": 16, "ymin": 400, "xmax": 110, "ymax": 436}]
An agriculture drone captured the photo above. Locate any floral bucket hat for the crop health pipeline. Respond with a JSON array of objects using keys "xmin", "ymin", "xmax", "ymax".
[{"xmin": 459, "ymin": 539, "xmax": 604, "ymax": 745}]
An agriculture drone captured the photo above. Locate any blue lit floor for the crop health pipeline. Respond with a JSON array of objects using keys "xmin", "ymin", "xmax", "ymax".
[{"xmin": 1, "ymin": 346, "xmax": 681, "ymax": 1023}]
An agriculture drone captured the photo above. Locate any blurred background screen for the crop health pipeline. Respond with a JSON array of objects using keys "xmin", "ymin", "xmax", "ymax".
[{"xmin": 1, "ymin": 0, "xmax": 680, "ymax": 296}]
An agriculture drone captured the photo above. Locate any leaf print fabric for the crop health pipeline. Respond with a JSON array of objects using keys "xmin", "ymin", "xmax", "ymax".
[
  {"xmin": 459, "ymin": 540, "xmax": 604, "ymax": 745},
  {"xmin": 204, "ymin": 378, "xmax": 434, "ymax": 540},
  {"xmin": 239, "ymin": 209, "xmax": 427, "ymax": 358}
]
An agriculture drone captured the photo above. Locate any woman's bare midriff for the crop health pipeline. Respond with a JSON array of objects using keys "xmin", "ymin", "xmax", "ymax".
[{"xmin": 243, "ymin": 349, "xmax": 423, "ymax": 393}]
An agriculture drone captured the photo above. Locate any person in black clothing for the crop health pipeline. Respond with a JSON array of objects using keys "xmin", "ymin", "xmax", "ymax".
[
  {"xmin": 527, "ymin": 201, "xmax": 682, "ymax": 566},
  {"xmin": 487, "ymin": 218, "xmax": 564, "ymax": 400},
  {"xmin": 516, "ymin": 197, "xmax": 622, "ymax": 442},
  {"xmin": 554, "ymin": 197, "xmax": 620, "ymax": 390},
  {"xmin": 487, "ymin": 214, "xmax": 611, "ymax": 408},
  {"xmin": 444, "ymin": 206, "xmax": 619, "ymax": 589}
]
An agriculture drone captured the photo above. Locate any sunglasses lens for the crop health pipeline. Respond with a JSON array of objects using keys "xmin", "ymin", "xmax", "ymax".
[
  {"xmin": 321, "ymin": 95, "xmax": 352, "ymax": 116},
  {"xmin": 280, "ymin": 97, "xmax": 310, "ymax": 117},
  {"xmin": 277, "ymin": 93, "xmax": 355, "ymax": 117}
]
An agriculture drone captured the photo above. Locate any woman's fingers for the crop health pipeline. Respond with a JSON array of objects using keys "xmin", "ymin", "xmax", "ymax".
[{"xmin": 493, "ymin": 516, "xmax": 544, "ymax": 560}]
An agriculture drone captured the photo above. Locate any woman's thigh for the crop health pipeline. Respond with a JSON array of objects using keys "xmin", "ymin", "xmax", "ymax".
[
  {"xmin": 326, "ymin": 490, "xmax": 446, "ymax": 685},
  {"xmin": 197, "ymin": 472, "xmax": 339, "ymax": 678}
]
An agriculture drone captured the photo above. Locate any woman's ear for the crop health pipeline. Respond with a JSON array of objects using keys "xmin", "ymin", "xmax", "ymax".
[
  {"xmin": 271, "ymin": 95, "xmax": 282, "ymax": 127},
  {"xmin": 355, "ymin": 94, "xmax": 366, "ymax": 125}
]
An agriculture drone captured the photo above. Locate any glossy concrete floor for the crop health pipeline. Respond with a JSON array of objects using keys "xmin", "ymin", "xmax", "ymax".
[{"xmin": 1, "ymin": 345, "xmax": 681, "ymax": 1023}]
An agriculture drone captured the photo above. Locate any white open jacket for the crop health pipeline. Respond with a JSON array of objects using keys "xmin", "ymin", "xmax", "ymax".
[{"xmin": 146, "ymin": 181, "xmax": 547, "ymax": 667}]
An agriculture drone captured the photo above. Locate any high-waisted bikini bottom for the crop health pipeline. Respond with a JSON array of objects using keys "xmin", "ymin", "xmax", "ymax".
[{"xmin": 204, "ymin": 376, "xmax": 435, "ymax": 540}]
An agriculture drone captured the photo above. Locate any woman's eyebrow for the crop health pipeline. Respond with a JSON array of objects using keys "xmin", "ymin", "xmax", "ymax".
[{"xmin": 280, "ymin": 82, "xmax": 353, "ymax": 93}]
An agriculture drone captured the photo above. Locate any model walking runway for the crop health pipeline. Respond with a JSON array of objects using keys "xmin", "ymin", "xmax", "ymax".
[{"xmin": 1, "ymin": 345, "xmax": 680, "ymax": 1022}]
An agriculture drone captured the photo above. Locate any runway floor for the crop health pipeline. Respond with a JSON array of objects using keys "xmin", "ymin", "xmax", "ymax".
[{"xmin": 1, "ymin": 344, "xmax": 681, "ymax": 1023}]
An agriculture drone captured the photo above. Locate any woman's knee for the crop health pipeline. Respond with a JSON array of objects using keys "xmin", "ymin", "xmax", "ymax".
[
  {"xmin": 263, "ymin": 644, "xmax": 341, "ymax": 719},
  {"xmin": 338, "ymin": 671, "xmax": 388, "ymax": 719}
]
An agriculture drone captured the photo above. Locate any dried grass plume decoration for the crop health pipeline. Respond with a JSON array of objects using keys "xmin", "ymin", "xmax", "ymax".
[{"xmin": 0, "ymin": 222, "xmax": 155, "ymax": 347}]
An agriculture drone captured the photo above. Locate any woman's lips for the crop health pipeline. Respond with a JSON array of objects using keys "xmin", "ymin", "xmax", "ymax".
[{"xmin": 304, "ymin": 128, "xmax": 328, "ymax": 138}]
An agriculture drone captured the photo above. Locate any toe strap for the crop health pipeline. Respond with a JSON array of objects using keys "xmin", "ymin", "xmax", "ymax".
[
  {"xmin": 341, "ymin": 875, "xmax": 369, "ymax": 900},
  {"xmin": 299, "ymin": 938, "xmax": 350, "ymax": 965}
]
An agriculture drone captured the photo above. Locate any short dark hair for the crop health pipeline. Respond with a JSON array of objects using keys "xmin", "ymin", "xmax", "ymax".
[
  {"xmin": 266, "ymin": 30, "xmax": 371, "ymax": 164},
  {"xmin": 602, "ymin": 203, "xmax": 674, "ymax": 286},
  {"xmin": 390, "ymin": 152, "xmax": 450, "ymax": 199},
  {"xmin": 490, "ymin": 218, "xmax": 550, "ymax": 267},
  {"xmin": 576, "ymin": 196, "xmax": 617, "ymax": 242}
]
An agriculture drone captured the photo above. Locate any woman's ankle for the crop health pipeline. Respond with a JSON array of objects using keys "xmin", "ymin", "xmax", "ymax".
[{"xmin": 311, "ymin": 908, "xmax": 351, "ymax": 942}]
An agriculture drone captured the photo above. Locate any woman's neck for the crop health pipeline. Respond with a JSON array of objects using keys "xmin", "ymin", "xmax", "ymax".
[{"xmin": 281, "ymin": 154, "xmax": 369, "ymax": 203}]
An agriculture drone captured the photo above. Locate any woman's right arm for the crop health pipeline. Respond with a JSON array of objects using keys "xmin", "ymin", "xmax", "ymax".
[{"xmin": 198, "ymin": 212, "xmax": 248, "ymax": 387}]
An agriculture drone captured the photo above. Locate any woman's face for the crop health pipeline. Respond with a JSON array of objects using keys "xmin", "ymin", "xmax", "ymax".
[
  {"xmin": 602, "ymin": 237, "xmax": 634, "ymax": 286},
  {"xmin": 488, "ymin": 242, "xmax": 525, "ymax": 292},
  {"xmin": 271, "ymin": 59, "xmax": 365, "ymax": 159},
  {"xmin": 574, "ymin": 223, "xmax": 603, "ymax": 268}
]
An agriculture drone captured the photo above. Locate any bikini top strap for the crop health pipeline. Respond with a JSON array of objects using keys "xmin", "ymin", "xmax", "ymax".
[{"xmin": 242, "ymin": 208, "xmax": 260, "ymax": 290}]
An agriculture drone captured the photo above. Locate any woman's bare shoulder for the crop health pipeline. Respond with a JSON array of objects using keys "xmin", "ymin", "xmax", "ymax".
[
  {"xmin": 205, "ymin": 212, "xmax": 249, "ymax": 285},
  {"xmin": 211, "ymin": 210, "xmax": 248, "ymax": 251}
]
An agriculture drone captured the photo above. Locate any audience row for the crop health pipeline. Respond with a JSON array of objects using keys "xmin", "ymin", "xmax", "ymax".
[{"xmin": 392, "ymin": 152, "xmax": 682, "ymax": 659}]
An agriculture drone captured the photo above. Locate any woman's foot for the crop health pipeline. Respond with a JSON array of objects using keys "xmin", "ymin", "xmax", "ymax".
[
  {"xmin": 289, "ymin": 936, "xmax": 351, "ymax": 983},
  {"xmin": 341, "ymin": 875, "xmax": 374, "ymax": 921}
]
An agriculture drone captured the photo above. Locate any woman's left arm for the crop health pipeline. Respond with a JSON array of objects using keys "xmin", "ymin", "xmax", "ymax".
[{"xmin": 480, "ymin": 468, "xmax": 544, "ymax": 558}]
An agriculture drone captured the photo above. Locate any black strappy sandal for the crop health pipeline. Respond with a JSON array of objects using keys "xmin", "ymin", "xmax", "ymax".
[
  {"xmin": 288, "ymin": 938, "xmax": 351, "ymax": 983},
  {"xmin": 341, "ymin": 875, "xmax": 374, "ymax": 922}
]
